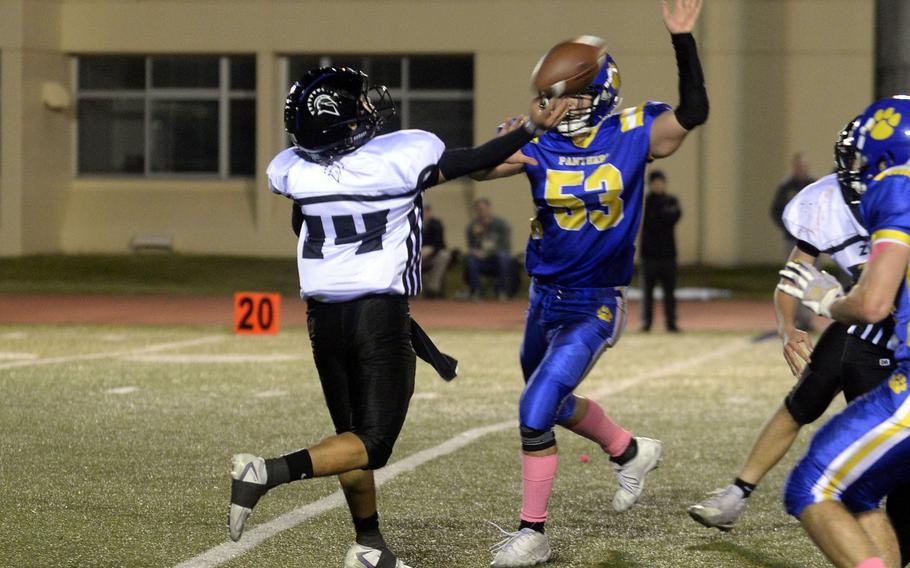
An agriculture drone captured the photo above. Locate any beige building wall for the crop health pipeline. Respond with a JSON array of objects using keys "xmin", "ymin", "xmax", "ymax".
[{"xmin": 0, "ymin": 0, "xmax": 874, "ymax": 265}]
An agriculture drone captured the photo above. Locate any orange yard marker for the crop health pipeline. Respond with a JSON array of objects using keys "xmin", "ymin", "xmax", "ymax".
[{"xmin": 234, "ymin": 292, "xmax": 281, "ymax": 335}]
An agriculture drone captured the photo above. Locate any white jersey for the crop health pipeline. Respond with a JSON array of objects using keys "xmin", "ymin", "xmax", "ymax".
[
  {"xmin": 782, "ymin": 173, "xmax": 896, "ymax": 349},
  {"xmin": 782, "ymin": 173, "xmax": 869, "ymax": 276},
  {"xmin": 268, "ymin": 130, "xmax": 445, "ymax": 302}
]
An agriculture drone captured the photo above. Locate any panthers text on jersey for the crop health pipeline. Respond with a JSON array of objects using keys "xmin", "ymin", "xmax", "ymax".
[
  {"xmin": 783, "ymin": 173, "xmax": 895, "ymax": 348},
  {"xmin": 860, "ymin": 166, "xmax": 910, "ymax": 362},
  {"xmin": 521, "ymin": 101, "xmax": 672, "ymax": 288},
  {"xmin": 267, "ymin": 130, "xmax": 444, "ymax": 302}
]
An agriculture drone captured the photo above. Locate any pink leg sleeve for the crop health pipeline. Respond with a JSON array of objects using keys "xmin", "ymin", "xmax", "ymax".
[
  {"xmin": 568, "ymin": 399, "xmax": 632, "ymax": 457},
  {"xmin": 520, "ymin": 453, "xmax": 559, "ymax": 523}
]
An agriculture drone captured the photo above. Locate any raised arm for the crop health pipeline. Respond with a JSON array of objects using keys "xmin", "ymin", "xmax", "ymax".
[{"xmin": 650, "ymin": 0, "xmax": 708, "ymax": 159}]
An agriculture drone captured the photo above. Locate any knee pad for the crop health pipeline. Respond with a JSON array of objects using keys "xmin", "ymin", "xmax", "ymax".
[
  {"xmin": 356, "ymin": 432, "xmax": 396, "ymax": 470},
  {"xmin": 520, "ymin": 425, "xmax": 556, "ymax": 453}
]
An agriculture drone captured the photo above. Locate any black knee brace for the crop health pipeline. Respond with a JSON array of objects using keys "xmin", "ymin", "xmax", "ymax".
[{"xmin": 520, "ymin": 426, "xmax": 556, "ymax": 453}]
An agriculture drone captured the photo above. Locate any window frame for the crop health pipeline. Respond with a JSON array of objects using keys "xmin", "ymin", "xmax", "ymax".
[{"xmin": 74, "ymin": 55, "xmax": 256, "ymax": 179}]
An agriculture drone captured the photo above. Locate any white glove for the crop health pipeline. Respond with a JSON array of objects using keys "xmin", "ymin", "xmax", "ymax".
[{"xmin": 777, "ymin": 261, "xmax": 844, "ymax": 318}]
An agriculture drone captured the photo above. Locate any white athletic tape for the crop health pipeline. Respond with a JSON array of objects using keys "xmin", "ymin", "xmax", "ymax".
[
  {"xmin": 175, "ymin": 339, "xmax": 750, "ymax": 568},
  {"xmin": 0, "ymin": 335, "xmax": 225, "ymax": 370}
]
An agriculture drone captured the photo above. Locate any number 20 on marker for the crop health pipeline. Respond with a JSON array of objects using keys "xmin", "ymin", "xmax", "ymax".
[{"xmin": 234, "ymin": 292, "xmax": 281, "ymax": 335}]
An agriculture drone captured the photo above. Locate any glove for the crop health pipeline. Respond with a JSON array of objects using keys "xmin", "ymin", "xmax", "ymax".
[{"xmin": 777, "ymin": 260, "xmax": 844, "ymax": 318}]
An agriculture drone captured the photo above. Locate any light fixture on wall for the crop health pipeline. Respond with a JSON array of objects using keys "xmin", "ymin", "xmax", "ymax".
[{"xmin": 41, "ymin": 81, "xmax": 71, "ymax": 111}]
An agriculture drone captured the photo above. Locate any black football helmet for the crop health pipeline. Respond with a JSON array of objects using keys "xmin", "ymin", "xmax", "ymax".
[
  {"xmin": 284, "ymin": 67, "xmax": 395, "ymax": 164},
  {"xmin": 834, "ymin": 114, "xmax": 863, "ymax": 205}
]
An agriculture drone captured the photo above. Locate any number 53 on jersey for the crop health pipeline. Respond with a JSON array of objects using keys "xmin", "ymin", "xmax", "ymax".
[{"xmin": 545, "ymin": 163, "xmax": 625, "ymax": 231}]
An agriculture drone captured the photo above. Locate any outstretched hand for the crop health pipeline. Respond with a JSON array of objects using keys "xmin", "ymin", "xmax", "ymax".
[
  {"xmin": 662, "ymin": 0, "xmax": 703, "ymax": 34},
  {"xmin": 528, "ymin": 96, "xmax": 571, "ymax": 132}
]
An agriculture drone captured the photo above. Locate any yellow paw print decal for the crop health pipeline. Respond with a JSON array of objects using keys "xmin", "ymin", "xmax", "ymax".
[
  {"xmin": 597, "ymin": 305, "xmax": 613, "ymax": 323},
  {"xmin": 890, "ymin": 373, "xmax": 907, "ymax": 394},
  {"xmin": 870, "ymin": 107, "xmax": 902, "ymax": 140}
]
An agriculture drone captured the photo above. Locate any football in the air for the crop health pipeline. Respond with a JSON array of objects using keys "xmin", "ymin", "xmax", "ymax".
[{"xmin": 531, "ymin": 35, "xmax": 608, "ymax": 97}]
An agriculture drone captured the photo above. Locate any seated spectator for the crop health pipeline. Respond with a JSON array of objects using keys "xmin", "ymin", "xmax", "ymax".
[
  {"xmin": 421, "ymin": 203, "xmax": 452, "ymax": 299},
  {"xmin": 464, "ymin": 198, "xmax": 512, "ymax": 300}
]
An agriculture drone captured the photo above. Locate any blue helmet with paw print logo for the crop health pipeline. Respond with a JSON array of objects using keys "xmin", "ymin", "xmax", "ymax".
[{"xmin": 854, "ymin": 96, "xmax": 910, "ymax": 190}]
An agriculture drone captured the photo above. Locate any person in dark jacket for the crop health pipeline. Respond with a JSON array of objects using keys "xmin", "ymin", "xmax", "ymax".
[
  {"xmin": 770, "ymin": 153, "xmax": 815, "ymax": 256},
  {"xmin": 640, "ymin": 170, "xmax": 682, "ymax": 332},
  {"xmin": 770, "ymin": 152, "xmax": 816, "ymax": 330},
  {"xmin": 421, "ymin": 203, "xmax": 452, "ymax": 298}
]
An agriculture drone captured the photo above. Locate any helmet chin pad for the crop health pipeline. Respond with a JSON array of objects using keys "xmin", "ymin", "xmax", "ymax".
[{"xmin": 557, "ymin": 109, "xmax": 594, "ymax": 136}]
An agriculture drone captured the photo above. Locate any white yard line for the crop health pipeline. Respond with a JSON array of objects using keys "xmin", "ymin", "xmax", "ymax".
[
  {"xmin": 123, "ymin": 353, "xmax": 305, "ymax": 364},
  {"xmin": 0, "ymin": 335, "xmax": 225, "ymax": 370},
  {"xmin": 105, "ymin": 386, "xmax": 140, "ymax": 395},
  {"xmin": 0, "ymin": 352, "xmax": 38, "ymax": 360},
  {"xmin": 175, "ymin": 339, "xmax": 750, "ymax": 568}
]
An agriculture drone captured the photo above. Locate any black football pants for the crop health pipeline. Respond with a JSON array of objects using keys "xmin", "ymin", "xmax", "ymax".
[{"xmin": 307, "ymin": 294, "xmax": 416, "ymax": 470}]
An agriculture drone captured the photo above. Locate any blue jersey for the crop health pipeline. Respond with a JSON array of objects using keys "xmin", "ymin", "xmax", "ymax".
[
  {"xmin": 860, "ymin": 167, "xmax": 910, "ymax": 363},
  {"xmin": 522, "ymin": 101, "xmax": 672, "ymax": 288}
]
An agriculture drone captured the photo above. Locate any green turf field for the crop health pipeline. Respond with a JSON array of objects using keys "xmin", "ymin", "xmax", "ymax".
[
  {"xmin": 0, "ymin": 326, "xmax": 838, "ymax": 567},
  {"xmin": 0, "ymin": 254, "xmax": 787, "ymax": 299}
]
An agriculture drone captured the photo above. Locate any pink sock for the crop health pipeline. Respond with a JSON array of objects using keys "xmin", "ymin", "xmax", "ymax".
[
  {"xmin": 569, "ymin": 400, "xmax": 632, "ymax": 457},
  {"xmin": 521, "ymin": 453, "xmax": 558, "ymax": 523},
  {"xmin": 855, "ymin": 559, "xmax": 885, "ymax": 568}
]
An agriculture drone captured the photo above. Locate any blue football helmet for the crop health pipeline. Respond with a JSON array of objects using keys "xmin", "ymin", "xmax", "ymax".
[
  {"xmin": 557, "ymin": 52, "xmax": 622, "ymax": 136},
  {"xmin": 284, "ymin": 67, "xmax": 395, "ymax": 164},
  {"xmin": 853, "ymin": 95, "xmax": 910, "ymax": 191}
]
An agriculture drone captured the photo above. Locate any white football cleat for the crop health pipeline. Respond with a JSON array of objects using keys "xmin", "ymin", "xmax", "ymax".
[
  {"xmin": 688, "ymin": 484, "xmax": 749, "ymax": 531},
  {"xmin": 612, "ymin": 437, "xmax": 662, "ymax": 512},
  {"xmin": 490, "ymin": 526, "xmax": 551, "ymax": 567},
  {"xmin": 229, "ymin": 453, "xmax": 270, "ymax": 542},
  {"xmin": 343, "ymin": 543, "xmax": 413, "ymax": 568}
]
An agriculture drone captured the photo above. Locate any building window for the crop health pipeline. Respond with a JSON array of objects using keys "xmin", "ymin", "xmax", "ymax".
[
  {"xmin": 287, "ymin": 55, "xmax": 473, "ymax": 148},
  {"xmin": 76, "ymin": 55, "xmax": 256, "ymax": 177}
]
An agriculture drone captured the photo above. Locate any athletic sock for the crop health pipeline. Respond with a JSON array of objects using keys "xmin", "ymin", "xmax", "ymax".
[
  {"xmin": 353, "ymin": 512, "xmax": 387, "ymax": 549},
  {"xmin": 521, "ymin": 453, "xmax": 558, "ymax": 528},
  {"xmin": 855, "ymin": 558, "xmax": 886, "ymax": 568},
  {"xmin": 265, "ymin": 448, "xmax": 313, "ymax": 487},
  {"xmin": 568, "ymin": 399, "xmax": 633, "ymax": 457},
  {"xmin": 519, "ymin": 519, "xmax": 546, "ymax": 534},
  {"xmin": 610, "ymin": 437, "xmax": 638, "ymax": 466},
  {"xmin": 733, "ymin": 477, "xmax": 756, "ymax": 498}
]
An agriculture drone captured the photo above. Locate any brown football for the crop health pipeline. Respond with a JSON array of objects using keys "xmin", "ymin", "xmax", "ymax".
[{"xmin": 531, "ymin": 36, "xmax": 608, "ymax": 97}]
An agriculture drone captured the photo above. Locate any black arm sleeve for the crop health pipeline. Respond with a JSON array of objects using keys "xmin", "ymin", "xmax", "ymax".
[
  {"xmin": 671, "ymin": 33, "xmax": 708, "ymax": 130},
  {"xmin": 434, "ymin": 124, "xmax": 536, "ymax": 184},
  {"xmin": 292, "ymin": 203, "xmax": 303, "ymax": 237}
]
